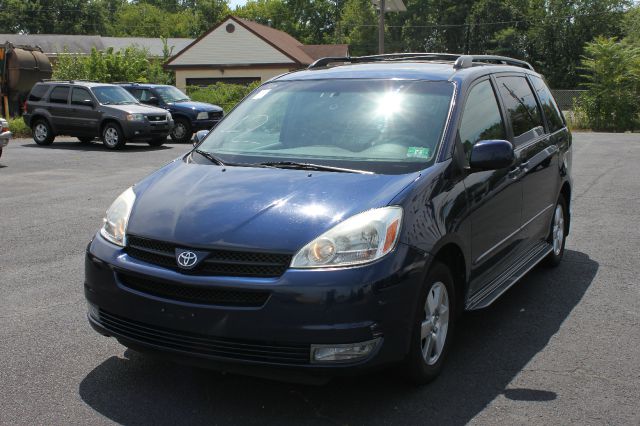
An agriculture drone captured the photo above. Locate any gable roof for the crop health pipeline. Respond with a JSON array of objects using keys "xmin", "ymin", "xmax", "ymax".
[{"xmin": 166, "ymin": 16, "xmax": 349, "ymax": 68}]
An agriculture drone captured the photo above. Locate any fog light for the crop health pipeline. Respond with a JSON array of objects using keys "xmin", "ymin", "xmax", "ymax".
[{"xmin": 311, "ymin": 338, "xmax": 381, "ymax": 363}]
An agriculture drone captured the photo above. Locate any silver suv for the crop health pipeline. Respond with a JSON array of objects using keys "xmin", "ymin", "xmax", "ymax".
[{"xmin": 24, "ymin": 81, "xmax": 174, "ymax": 150}]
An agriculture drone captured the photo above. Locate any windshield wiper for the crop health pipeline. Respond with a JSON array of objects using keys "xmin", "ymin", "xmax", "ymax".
[
  {"xmin": 258, "ymin": 161, "xmax": 372, "ymax": 174},
  {"xmin": 194, "ymin": 149, "xmax": 225, "ymax": 166}
]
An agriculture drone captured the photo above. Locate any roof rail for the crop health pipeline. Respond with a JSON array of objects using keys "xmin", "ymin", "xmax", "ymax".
[
  {"xmin": 308, "ymin": 53, "xmax": 534, "ymax": 71},
  {"xmin": 39, "ymin": 79, "xmax": 102, "ymax": 83}
]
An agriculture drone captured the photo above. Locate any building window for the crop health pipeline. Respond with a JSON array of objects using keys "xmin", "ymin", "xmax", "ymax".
[{"xmin": 226, "ymin": 23, "xmax": 235, "ymax": 33}]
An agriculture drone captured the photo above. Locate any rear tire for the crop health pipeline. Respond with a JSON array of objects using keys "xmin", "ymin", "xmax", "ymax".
[
  {"xmin": 78, "ymin": 136, "xmax": 94, "ymax": 144},
  {"xmin": 148, "ymin": 137, "xmax": 166, "ymax": 147},
  {"xmin": 32, "ymin": 119, "xmax": 54, "ymax": 145},
  {"xmin": 544, "ymin": 196, "xmax": 568, "ymax": 267},
  {"xmin": 102, "ymin": 122, "xmax": 126, "ymax": 150},
  {"xmin": 170, "ymin": 117, "xmax": 191, "ymax": 144},
  {"xmin": 404, "ymin": 261, "xmax": 457, "ymax": 385}
]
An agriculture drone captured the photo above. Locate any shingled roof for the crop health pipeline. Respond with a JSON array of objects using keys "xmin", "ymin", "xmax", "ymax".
[{"xmin": 166, "ymin": 16, "xmax": 348, "ymax": 67}]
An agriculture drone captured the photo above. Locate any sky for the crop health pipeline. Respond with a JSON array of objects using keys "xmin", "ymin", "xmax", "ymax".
[{"xmin": 228, "ymin": 0, "xmax": 248, "ymax": 9}]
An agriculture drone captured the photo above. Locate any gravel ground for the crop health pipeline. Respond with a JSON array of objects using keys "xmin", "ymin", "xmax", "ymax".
[{"xmin": 0, "ymin": 134, "xmax": 638, "ymax": 425}]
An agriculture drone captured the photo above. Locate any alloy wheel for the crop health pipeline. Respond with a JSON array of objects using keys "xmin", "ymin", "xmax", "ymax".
[
  {"xmin": 552, "ymin": 204, "xmax": 565, "ymax": 256},
  {"xmin": 173, "ymin": 123, "xmax": 186, "ymax": 139},
  {"xmin": 421, "ymin": 281, "xmax": 450, "ymax": 365},
  {"xmin": 34, "ymin": 123, "xmax": 48, "ymax": 142},
  {"xmin": 104, "ymin": 127, "xmax": 119, "ymax": 147}
]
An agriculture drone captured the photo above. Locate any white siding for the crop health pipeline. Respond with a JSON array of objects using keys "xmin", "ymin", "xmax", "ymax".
[{"xmin": 169, "ymin": 19, "xmax": 293, "ymax": 66}]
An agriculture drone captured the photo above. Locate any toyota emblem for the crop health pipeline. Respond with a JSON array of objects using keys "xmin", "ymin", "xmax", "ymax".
[{"xmin": 176, "ymin": 250, "xmax": 198, "ymax": 268}]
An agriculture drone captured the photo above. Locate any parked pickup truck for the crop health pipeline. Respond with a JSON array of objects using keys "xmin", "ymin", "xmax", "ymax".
[
  {"xmin": 119, "ymin": 83, "xmax": 223, "ymax": 143},
  {"xmin": 0, "ymin": 117, "xmax": 11, "ymax": 159}
]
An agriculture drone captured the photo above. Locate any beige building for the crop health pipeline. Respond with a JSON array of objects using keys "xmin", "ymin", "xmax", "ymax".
[{"xmin": 165, "ymin": 16, "xmax": 349, "ymax": 90}]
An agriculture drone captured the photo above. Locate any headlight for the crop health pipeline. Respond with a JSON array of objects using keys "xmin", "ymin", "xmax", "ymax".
[
  {"xmin": 291, "ymin": 206, "xmax": 402, "ymax": 268},
  {"xmin": 126, "ymin": 113, "xmax": 145, "ymax": 121},
  {"xmin": 167, "ymin": 112, "xmax": 172, "ymax": 120},
  {"xmin": 196, "ymin": 112, "xmax": 208, "ymax": 120},
  {"xmin": 99, "ymin": 187, "xmax": 136, "ymax": 247}
]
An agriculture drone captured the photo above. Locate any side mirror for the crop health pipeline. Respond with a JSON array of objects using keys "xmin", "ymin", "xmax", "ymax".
[
  {"xmin": 192, "ymin": 130, "xmax": 209, "ymax": 146},
  {"xmin": 146, "ymin": 97, "xmax": 160, "ymax": 105},
  {"xmin": 469, "ymin": 139, "xmax": 514, "ymax": 171}
]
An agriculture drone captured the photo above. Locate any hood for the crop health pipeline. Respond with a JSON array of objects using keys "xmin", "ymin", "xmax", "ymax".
[
  {"xmin": 107, "ymin": 103, "xmax": 169, "ymax": 114},
  {"xmin": 127, "ymin": 159, "xmax": 420, "ymax": 253},
  {"xmin": 170, "ymin": 101, "xmax": 222, "ymax": 113}
]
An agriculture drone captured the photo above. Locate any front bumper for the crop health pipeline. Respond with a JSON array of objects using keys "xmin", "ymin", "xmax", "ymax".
[
  {"xmin": 0, "ymin": 131, "xmax": 10, "ymax": 148},
  {"xmin": 123, "ymin": 119, "xmax": 175, "ymax": 140},
  {"xmin": 191, "ymin": 119, "xmax": 220, "ymax": 132},
  {"xmin": 84, "ymin": 234, "xmax": 429, "ymax": 375}
]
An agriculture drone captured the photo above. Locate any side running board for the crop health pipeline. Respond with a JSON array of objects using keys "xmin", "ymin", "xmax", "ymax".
[{"xmin": 466, "ymin": 241, "xmax": 553, "ymax": 310}]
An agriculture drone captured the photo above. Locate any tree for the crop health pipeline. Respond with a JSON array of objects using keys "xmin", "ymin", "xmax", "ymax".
[
  {"xmin": 336, "ymin": 0, "xmax": 377, "ymax": 55},
  {"xmin": 576, "ymin": 36, "xmax": 640, "ymax": 131}
]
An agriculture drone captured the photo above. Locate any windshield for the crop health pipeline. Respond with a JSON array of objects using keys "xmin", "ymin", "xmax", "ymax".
[
  {"xmin": 197, "ymin": 79, "xmax": 454, "ymax": 174},
  {"xmin": 92, "ymin": 86, "xmax": 139, "ymax": 105},
  {"xmin": 155, "ymin": 86, "xmax": 190, "ymax": 103}
]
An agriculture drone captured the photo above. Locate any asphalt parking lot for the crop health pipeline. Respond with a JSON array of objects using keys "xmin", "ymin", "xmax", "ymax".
[{"xmin": 1, "ymin": 134, "xmax": 639, "ymax": 425}]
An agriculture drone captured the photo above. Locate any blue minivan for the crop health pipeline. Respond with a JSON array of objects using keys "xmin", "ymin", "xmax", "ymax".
[{"xmin": 86, "ymin": 54, "xmax": 572, "ymax": 384}]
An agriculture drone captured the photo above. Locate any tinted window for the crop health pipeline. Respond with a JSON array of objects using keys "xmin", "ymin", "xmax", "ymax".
[
  {"xmin": 530, "ymin": 76, "xmax": 565, "ymax": 132},
  {"xmin": 496, "ymin": 76, "xmax": 544, "ymax": 145},
  {"xmin": 71, "ymin": 88, "xmax": 92, "ymax": 105},
  {"xmin": 28, "ymin": 84, "xmax": 49, "ymax": 102},
  {"xmin": 459, "ymin": 80, "xmax": 506, "ymax": 158},
  {"xmin": 92, "ymin": 86, "xmax": 138, "ymax": 105},
  {"xmin": 49, "ymin": 86, "xmax": 69, "ymax": 104}
]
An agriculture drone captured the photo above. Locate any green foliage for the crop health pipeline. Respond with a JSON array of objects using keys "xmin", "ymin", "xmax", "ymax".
[
  {"xmin": 575, "ymin": 36, "xmax": 640, "ymax": 131},
  {"xmin": 52, "ymin": 46, "xmax": 174, "ymax": 84},
  {"xmin": 8, "ymin": 117, "xmax": 30, "ymax": 138},
  {"xmin": 187, "ymin": 81, "xmax": 261, "ymax": 111}
]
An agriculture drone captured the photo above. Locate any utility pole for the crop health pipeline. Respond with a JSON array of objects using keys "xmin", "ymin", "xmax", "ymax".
[
  {"xmin": 372, "ymin": 0, "xmax": 406, "ymax": 55},
  {"xmin": 378, "ymin": 0, "xmax": 385, "ymax": 54}
]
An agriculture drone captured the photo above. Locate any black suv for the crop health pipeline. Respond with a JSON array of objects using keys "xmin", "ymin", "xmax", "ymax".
[
  {"xmin": 119, "ymin": 83, "xmax": 223, "ymax": 144},
  {"xmin": 24, "ymin": 81, "xmax": 175, "ymax": 150}
]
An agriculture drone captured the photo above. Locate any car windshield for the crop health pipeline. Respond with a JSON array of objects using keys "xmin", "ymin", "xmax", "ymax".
[
  {"xmin": 197, "ymin": 79, "xmax": 454, "ymax": 174},
  {"xmin": 93, "ymin": 86, "xmax": 139, "ymax": 105},
  {"xmin": 155, "ymin": 86, "xmax": 190, "ymax": 103}
]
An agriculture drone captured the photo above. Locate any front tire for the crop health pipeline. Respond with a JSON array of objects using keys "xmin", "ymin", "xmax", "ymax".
[
  {"xmin": 404, "ymin": 261, "xmax": 457, "ymax": 384},
  {"xmin": 170, "ymin": 117, "xmax": 191, "ymax": 144},
  {"xmin": 544, "ymin": 196, "xmax": 568, "ymax": 267},
  {"xmin": 102, "ymin": 123, "xmax": 126, "ymax": 150},
  {"xmin": 32, "ymin": 119, "xmax": 54, "ymax": 145}
]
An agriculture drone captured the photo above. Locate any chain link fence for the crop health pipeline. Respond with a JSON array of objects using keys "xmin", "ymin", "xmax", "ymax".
[{"xmin": 551, "ymin": 90, "xmax": 585, "ymax": 111}]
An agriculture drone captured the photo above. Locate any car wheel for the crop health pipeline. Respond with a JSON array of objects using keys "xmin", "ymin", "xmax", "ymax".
[
  {"xmin": 148, "ymin": 137, "xmax": 165, "ymax": 147},
  {"xmin": 32, "ymin": 119, "xmax": 54, "ymax": 145},
  {"xmin": 170, "ymin": 118, "xmax": 191, "ymax": 144},
  {"xmin": 102, "ymin": 123, "xmax": 126, "ymax": 150},
  {"xmin": 404, "ymin": 261, "xmax": 456, "ymax": 385},
  {"xmin": 544, "ymin": 196, "xmax": 568, "ymax": 267},
  {"xmin": 78, "ymin": 137, "xmax": 94, "ymax": 144}
]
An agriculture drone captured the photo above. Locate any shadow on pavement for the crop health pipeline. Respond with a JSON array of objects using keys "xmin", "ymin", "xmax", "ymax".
[
  {"xmin": 20, "ymin": 141, "xmax": 174, "ymax": 152},
  {"xmin": 79, "ymin": 250, "xmax": 597, "ymax": 425}
]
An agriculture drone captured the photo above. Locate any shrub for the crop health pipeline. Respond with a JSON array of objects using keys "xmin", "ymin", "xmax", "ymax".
[
  {"xmin": 187, "ymin": 81, "xmax": 261, "ymax": 112},
  {"xmin": 576, "ymin": 37, "xmax": 640, "ymax": 131},
  {"xmin": 8, "ymin": 117, "xmax": 30, "ymax": 138}
]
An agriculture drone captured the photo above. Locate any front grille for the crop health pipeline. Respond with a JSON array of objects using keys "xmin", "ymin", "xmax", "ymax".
[
  {"xmin": 208, "ymin": 111, "xmax": 223, "ymax": 120},
  {"xmin": 94, "ymin": 309, "xmax": 311, "ymax": 365},
  {"xmin": 147, "ymin": 114, "xmax": 167, "ymax": 122},
  {"xmin": 125, "ymin": 235, "xmax": 292, "ymax": 278},
  {"xmin": 118, "ymin": 272, "xmax": 270, "ymax": 307}
]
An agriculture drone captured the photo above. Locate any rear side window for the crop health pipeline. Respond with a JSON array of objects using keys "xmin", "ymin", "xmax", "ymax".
[
  {"xmin": 459, "ymin": 80, "xmax": 507, "ymax": 158},
  {"xmin": 28, "ymin": 84, "xmax": 49, "ymax": 102},
  {"xmin": 530, "ymin": 76, "xmax": 565, "ymax": 133},
  {"xmin": 71, "ymin": 88, "xmax": 92, "ymax": 105},
  {"xmin": 49, "ymin": 86, "xmax": 70, "ymax": 104},
  {"xmin": 496, "ymin": 76, "xmax": 544, "ymax": 145}
]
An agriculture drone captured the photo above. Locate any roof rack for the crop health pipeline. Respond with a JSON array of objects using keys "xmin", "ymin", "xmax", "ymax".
[
  {"xmin": 39, "ymin": 79, "xmax": 102, "ymax": 83},
  {"xmin": 308, "ymin": 53, "xmax": 534, "ymax": 71}
]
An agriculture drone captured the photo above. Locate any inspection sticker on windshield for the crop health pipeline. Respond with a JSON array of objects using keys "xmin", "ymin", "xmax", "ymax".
[
  {"xmin": 406, "ymin": 147, "xmax": 431, "ymax": 159},
  {"xmin": 252, "ymin": 89, "xmax": 271, "ymax": 100}
]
